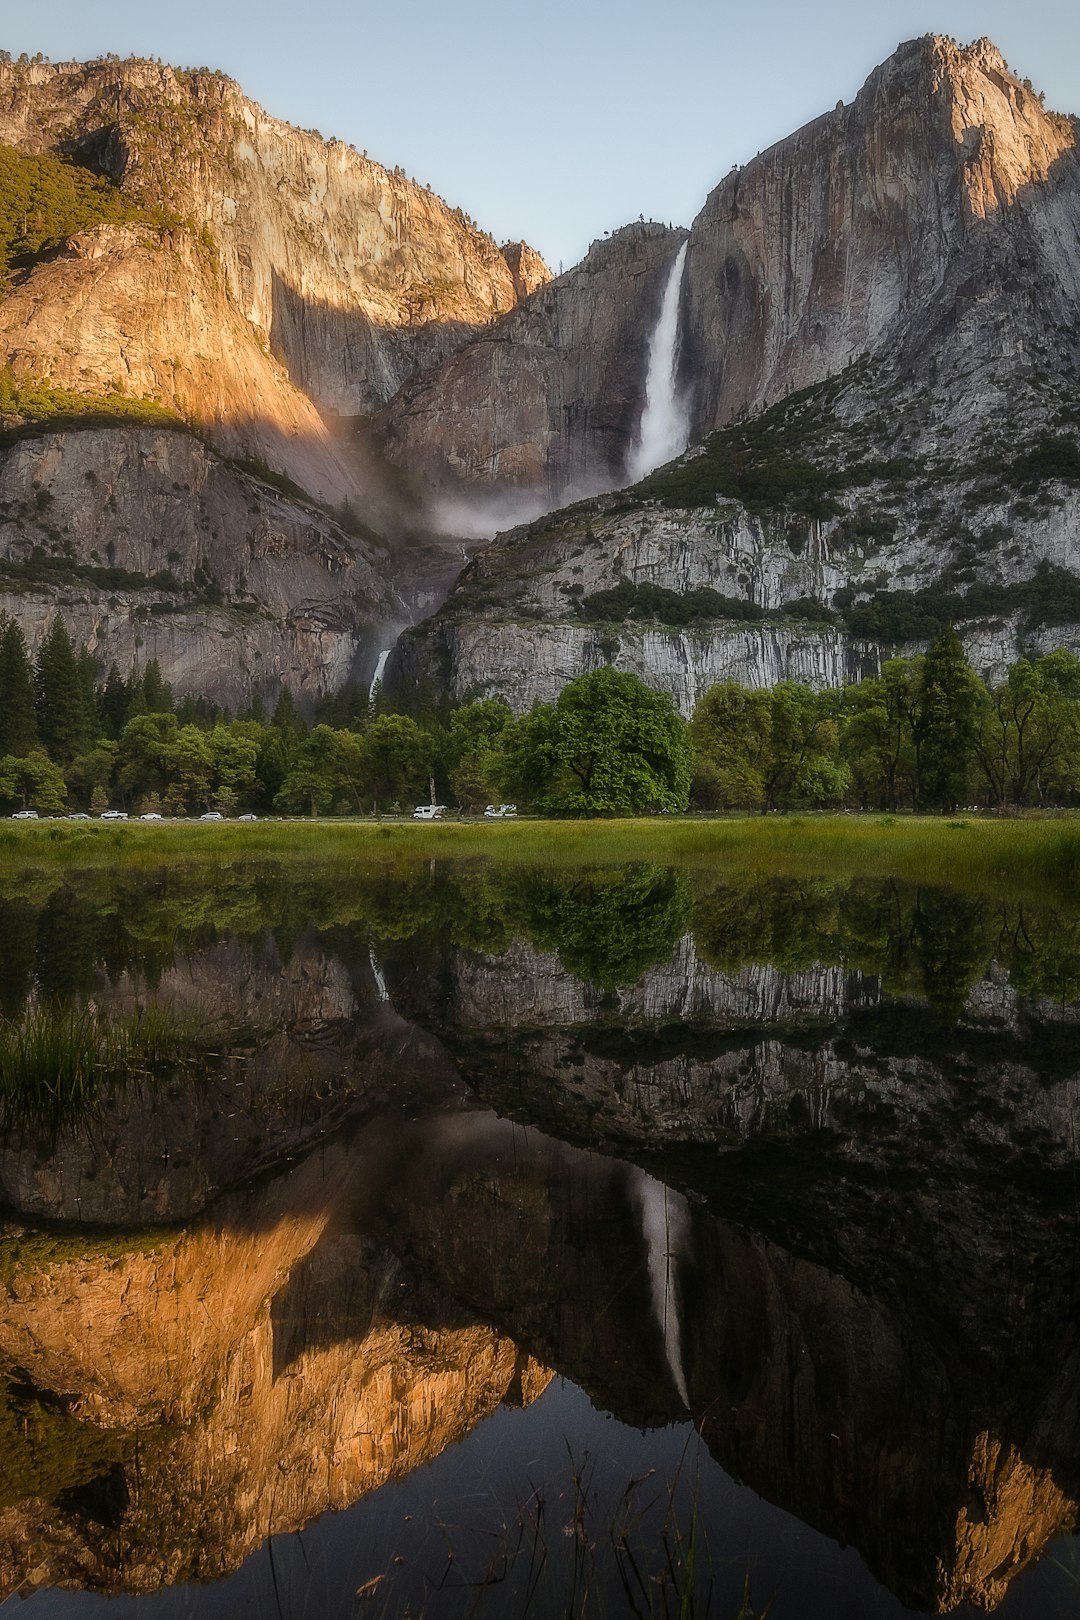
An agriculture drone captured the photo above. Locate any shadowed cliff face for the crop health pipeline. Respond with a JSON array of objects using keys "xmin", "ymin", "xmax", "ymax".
[
  {"xmin": 682, "ymin": 36, "xmax": 1079, "ymax": 437},
  {"xmin": 375, "ymin": 222, "xmax": 687, "ymax": 502},
  {"xmin": 0, "ymin": 866, "xmax": 1076, "ymax": 1611}
]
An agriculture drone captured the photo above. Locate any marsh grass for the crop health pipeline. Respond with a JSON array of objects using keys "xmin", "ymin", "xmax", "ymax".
[
  {"xmin": 0, "ymin": 1001, "xmax": 200, "ymax": 1134},
  {"xmin": 1, "ymin": 816, "xmax": 1079, "ymax": 907}
]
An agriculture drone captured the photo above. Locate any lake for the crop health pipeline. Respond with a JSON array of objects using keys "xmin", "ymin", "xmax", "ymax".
[{"xmin": 0, "ymin": 857, "xmax": 1078, "ymax": 1617}]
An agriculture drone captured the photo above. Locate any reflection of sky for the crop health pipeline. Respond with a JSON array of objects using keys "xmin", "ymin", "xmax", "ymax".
[
  {"xmin": 6, "ymin": 1, "xmax": 1080, "ymax": 271},
  {"xmin": 23, "ymin": 1379, "xmax": 1079, "ymax": 1619}
]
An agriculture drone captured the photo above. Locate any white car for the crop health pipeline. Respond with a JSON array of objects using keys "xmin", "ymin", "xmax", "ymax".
[
  {"xmin": 199, "ymin": 811, "xmax": 224, "ymax": 821},
  {"xmin": 237, "ymin": 813, "xmax": 258, "ymax": 822},
  {"xmin": 100, "ymin": 810, "xmax": 128, "ymax": 820},
  {"xmin": 67, "ymin": 813, "xmax": 91, "ymax": 821},
  {"xmin": 11, "ymin": 809, "xmax": 38, "ymax": 820},
  {"xmin": 484, "ymin": 804, "xmax": 518, "ymax": 819},
  {"xmin": 412, "ymin": 805, "xmax": 446, "ymax": 821},
  {"xmin": 140, "ymin": 812, "xmax": 163, "ymax": 821}
]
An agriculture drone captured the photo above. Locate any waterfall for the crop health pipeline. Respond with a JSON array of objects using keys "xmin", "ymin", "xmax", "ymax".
[
  {"xmin": 632, "ymin": 1169, "xmax": 691, "ymax": 1408},
  {"xmin": 627, "ymin": 241, "xmax": 689, "ymax": 483},
  {"xmin": 368, "ymin": 648, "xmax": 391, "ymax": 703}
]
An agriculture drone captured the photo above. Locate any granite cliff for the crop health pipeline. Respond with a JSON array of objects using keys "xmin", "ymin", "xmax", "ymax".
[
  {"xmin": 0, "ymin": 52, "xmax": 550, "ymax": 703},
  {"xmin": 388, "ymin": 37, "xmax": 1080, "ymax": 712},
  {"xmin": 4, "ymin": 35, "xmax": 1080, "ymax": 711}
]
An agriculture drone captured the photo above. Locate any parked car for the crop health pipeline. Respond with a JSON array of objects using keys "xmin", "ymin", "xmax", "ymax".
[
  {"xmin": 100, "ymin": 810, "xmax": 128, "ymax": 820},
  {"xmin": 199, "ymin": 811, "xmax": 224, "ymax": 821},
  {"xmin": 237, "ymin": 813, "xmax": 258, "ymax": 822},
  {"xmin": 11, "ymin": 809, "xmax": 38, "ymax": 820},
  {"xmin": 484, "ymin": 804, "xmax": 518, "ymax": 819},
  {"xmin": 67, "ymin": 813, "xmax": 91, "ymax": 821},
  {"xmin": 412, "ymin": 805, "xmax": 446, "ymax": 820},
  {"xmin": 139, "ymin": 812, "xmax": 163, "ymax": 821}
]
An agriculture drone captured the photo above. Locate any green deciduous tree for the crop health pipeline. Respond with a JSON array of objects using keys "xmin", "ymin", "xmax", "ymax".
[
  {"xmin": 761, "ymin": 683, "xmax": 849, "ymax": 811},
  {"xmin": 510, "ymin": 668, "xmax": 692, "ymax": 815},
  {"xmin": 447, "ymin": 699, "xmax": 514, "ymax": 811},
  {"xmin": 689, "ymin": 682, "xmax": 770, "ymax": 809},
  {"xmin": 360, "ymin": 714, "xmax": 435, "ymax": 813},
  {"xmin": 0, "ymin": 749, "xmax": 67, "ymax": 812}
]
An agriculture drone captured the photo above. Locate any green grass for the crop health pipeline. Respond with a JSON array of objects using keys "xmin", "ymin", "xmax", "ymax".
[{"xmin": 0, "ymin": 815, "xmax": 1078, "ymax": 905}]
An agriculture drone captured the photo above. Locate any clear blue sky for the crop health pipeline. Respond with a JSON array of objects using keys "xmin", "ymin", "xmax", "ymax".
[{"xmin": 5, "ymin": 1, "xmax": 1078, "ymax": 272}]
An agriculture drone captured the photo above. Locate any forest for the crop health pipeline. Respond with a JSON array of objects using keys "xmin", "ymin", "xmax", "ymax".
[{"xmin": 0, "ymin": 614, "xmax": 1077, "ymax": 817}]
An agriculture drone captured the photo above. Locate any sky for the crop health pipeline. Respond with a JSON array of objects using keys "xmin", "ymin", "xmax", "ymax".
[{"xmin": 2, "ymin": 0, "xmax": 1078, "ymax": 272}]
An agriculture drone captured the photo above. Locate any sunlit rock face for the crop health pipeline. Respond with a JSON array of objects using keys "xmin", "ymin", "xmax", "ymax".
[
  {"xmin": 0, "ymin": 1192, "xmax": 550, "ymax": 1593},
  {"xmin": 0, "ymin": 54, "xmax": 549, "ymax": 704},
  {"xmin": 0, "ymin": 57, "xmax": 549, "ymax": 422}
]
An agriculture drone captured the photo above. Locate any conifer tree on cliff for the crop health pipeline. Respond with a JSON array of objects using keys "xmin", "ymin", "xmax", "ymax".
[
  {"xmin": 34, "ymin": 615, "xmax": 92, "ymax": 766},
  {"xmin": 0, "ymin": 619, "xmax": 39, "ymax": 757},
  {"xmin": 918, "ymin": 626, "xmax": 980, "ymax": 811}
]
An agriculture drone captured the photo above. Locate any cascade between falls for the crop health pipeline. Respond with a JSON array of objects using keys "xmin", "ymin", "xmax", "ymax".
[
  {"xmin": 626, "ymin": 241, "xmax": 689, "ymax": 483},
  {"xmin": 368, "ymin": 647, "xmax": 391, "ymax": 702}
]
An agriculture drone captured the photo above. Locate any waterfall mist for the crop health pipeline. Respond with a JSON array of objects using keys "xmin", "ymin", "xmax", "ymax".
[{"xmin": 626, "ymin": 241, "xmax": 689, "ymax": 483}]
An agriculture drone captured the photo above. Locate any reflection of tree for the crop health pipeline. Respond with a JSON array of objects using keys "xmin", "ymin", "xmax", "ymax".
[
  {"xmin": 499, "ymin": 864, "xmax": 692, "ymax": 990},
  {"xmin": 1, "ymin": 867, "xmax": 1080, "ymax": 1022},
  {"xmin": 693, "ymin": 875, "xmax": 998, "ymax": 1019}
]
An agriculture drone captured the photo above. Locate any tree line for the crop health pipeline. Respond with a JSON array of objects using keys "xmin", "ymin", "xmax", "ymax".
[{"xmin": 0, "ymin": 615, "xmax": 1078, "ymax": 816}]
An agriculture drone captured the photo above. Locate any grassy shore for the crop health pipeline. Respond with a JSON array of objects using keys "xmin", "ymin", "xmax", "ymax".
[{"xmin": 0, "ymin": 814, "xmax": 1079, "ymax": 901}]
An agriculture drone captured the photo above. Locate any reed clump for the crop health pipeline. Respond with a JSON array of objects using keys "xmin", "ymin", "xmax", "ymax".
[{"xmin": 0, "ymin": 1002, "xmax": 198, "ymax": 1133}]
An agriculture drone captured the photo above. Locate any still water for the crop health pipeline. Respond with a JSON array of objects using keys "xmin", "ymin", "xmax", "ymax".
[{"xmin": 0, "ymin": 860, "xmax": 1077, "ymax": 1617}]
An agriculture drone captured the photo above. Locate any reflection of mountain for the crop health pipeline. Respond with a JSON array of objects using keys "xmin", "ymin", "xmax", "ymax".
[
  {"xmin": 0, "ymin": 877, "xmax": 1077, "ymax": 1610},
  {"xmin": 0, "ymin": 1138, "xmax": 550, "ymax": 1594}
]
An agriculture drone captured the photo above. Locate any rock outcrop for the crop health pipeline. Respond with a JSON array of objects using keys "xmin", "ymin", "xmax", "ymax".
[{"xmin": 0, "ymin": 424, "xmax": 399, "ymax": 707}]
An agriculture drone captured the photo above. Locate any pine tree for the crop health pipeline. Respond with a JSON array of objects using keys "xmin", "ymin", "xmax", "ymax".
[
  {"xmin": 143, "ymin": 658, "xmax": 173, "ymax": 714},
  {"xmin": 100, "ymin": 664, "xmax": 129, "ymax": 740},
  {"xmin": 34, "ymin": 615, "xmax": 92, "ymax": 765},
  {"xmin": 918, "ymin": 627, "xmax": 980, "ymax": 811},
  {"xmin": 0, "ymin": 619, "xmax": 39, "ymax": 756},
  {"xmin": 77, "ymin": 648, "xmax": 100, "ymax": 736},
  {"xmin": 272, "ymin": 686, "xmax": 306, "ymax": 736}
]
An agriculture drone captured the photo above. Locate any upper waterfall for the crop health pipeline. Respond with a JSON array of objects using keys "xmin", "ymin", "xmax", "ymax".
[{"xmin": 626, "ymin": 241, "xmax": 690, "ymax": 483}]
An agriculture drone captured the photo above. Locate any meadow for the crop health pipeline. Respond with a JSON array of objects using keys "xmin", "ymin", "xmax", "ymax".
[{"xmin": 1, "ymin": 813, "xmax": 1079, "ymax": 904}]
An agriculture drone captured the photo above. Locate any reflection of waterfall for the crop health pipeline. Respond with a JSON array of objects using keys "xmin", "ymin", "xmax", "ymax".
[
  {"xmin": 368, "ymin": 648, "xmax": 391, "ymax": 703},
  {"xmin": 369, "ymin": 947, "xmax": 389, "ymax": 1003},
  {"xmin": 627, "ymin": 241, "xmax": 689, "ymax": 483},
  {"xmin": 632, "ymin": 1169, "xmax": 691, "ymax": 1408}
]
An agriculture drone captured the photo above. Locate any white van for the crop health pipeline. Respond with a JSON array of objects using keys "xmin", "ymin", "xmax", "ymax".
[{"xmin": 412, "ymin": 805, "xmax": 446, "ymax": 820}]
